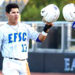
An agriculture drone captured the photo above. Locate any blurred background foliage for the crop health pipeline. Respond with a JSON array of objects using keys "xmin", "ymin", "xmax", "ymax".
[{"xmin": 21, "ymin": 0, "xmax": 75, "ymax": 21}]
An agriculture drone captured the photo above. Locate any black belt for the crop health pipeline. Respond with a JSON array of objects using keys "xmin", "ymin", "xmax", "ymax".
[{"xmin": 5, "ymin": 57, "xmax": 27, "ymax": 61}]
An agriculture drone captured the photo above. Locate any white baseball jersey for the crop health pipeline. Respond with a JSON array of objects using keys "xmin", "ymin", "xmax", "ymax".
[{"xmin": 0, "ymin": 22, "xmax": 39, "ymax": 59}]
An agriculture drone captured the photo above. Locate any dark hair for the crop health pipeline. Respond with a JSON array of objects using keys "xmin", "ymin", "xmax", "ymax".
[{"xmin": 5, "ymin": 3, "xmax": 19, "ymax": 13}]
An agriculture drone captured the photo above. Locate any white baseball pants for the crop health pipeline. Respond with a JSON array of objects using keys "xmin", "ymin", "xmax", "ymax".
[{"xmin": 2, "ymin": 58, "xmax": 31, "ymax": 75}]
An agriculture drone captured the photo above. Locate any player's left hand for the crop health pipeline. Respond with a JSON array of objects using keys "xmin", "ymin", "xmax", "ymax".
[
  {"xmin": 43, "ymin": 22, "xmax": 53, "ymax": 33},
  {"xmin": 46, "ymin": 22, "xmax": 53, "ymax": 26}
]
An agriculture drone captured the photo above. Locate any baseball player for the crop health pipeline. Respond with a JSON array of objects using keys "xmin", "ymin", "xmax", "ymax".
[{"xmin": 0, "ymin": 3, "xmax": 53, "ymax": 75}]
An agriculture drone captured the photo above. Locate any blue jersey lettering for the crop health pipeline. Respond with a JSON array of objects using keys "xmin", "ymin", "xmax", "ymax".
[
  {"xmin": 8, "ymin": 34, "xmax": 13, "ymax": 43},
  {"xmin": 18, "ymin": 32, "xmax": 21, "ymax": 41},
  {"xmin": 23, "ymin": 32, "xmax": 26, "ymax": 41},
  {"xmin": 8, "ymin": 32, "xmax": 27, "ymax": 43},
  {"xmin": 14, "ymin": 33, "xmax": 18, "ymax": 42}
]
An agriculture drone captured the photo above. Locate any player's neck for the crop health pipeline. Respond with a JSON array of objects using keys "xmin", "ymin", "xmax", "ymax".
[{"xmin": 8, "ymin": 21, "xmax": 18, "ymax": 26}]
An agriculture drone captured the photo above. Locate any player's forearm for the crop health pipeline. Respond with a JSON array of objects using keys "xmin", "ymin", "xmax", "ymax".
[{"xmin": 38, "ymin": 22, "xmax": 53, "ymax": 42}]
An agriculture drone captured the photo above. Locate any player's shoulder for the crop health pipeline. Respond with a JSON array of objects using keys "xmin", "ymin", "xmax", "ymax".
[
  {"xmin": 0, "ymin": 23, "xmax": 6, "ymax": 34},
  {"xmin": 0, "ymin": 22, "xmax": 7, "ymax": 30},
  {"xmin": 19, "ymin": 22, "xmax": 32, "ymax": 28}
]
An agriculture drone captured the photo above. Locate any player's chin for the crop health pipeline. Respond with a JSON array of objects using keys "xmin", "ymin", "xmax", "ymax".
[{"xmin": 14, "ymin": 20, "xmax": 18, "ymax": 24}]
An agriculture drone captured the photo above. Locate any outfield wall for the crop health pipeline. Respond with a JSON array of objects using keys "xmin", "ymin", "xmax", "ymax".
[{"xmin": 28, "ymin": 52, "xmax": 75, "ymax": 73}]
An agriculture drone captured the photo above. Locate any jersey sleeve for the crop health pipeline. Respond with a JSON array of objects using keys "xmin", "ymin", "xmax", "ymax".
[
  {"xmin": 26, "ymin": 25, "xmax": 39, "ymax": 41},
  {"xmin": 0, "ymin": 29, "xmax": 3, "ymax": 52}
]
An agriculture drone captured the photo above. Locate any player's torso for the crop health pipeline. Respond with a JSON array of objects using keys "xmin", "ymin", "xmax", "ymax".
[{"xmin": 1, "ymin": 23, "xmax": 29, "ymax": 59}]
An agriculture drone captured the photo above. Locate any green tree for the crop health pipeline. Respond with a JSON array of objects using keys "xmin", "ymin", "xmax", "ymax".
[{"xmin": 21, "ymin": 0, "xmax": 75, "ymax": 21}]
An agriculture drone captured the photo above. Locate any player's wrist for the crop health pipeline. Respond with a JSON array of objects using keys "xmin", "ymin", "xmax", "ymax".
[
  {"xmin": 43, "ymin": 24, "xmax": 52, "ymax": 33},
  {"xmin": 41, "ymin": 31, "xmax": 48, "ymax": 36}
]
